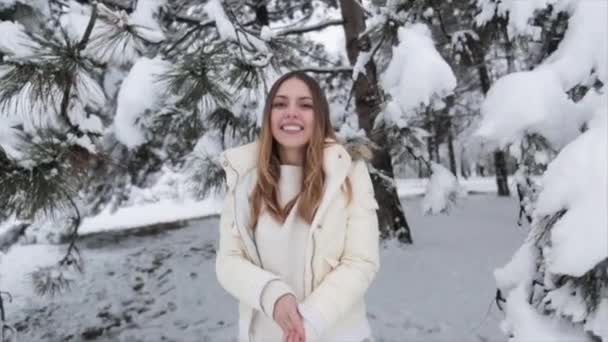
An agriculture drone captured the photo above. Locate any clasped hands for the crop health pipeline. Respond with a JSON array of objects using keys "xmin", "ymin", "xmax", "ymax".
[{"xmin": 273, "ymin": 294, "xmax": 307, "ymax": 342}]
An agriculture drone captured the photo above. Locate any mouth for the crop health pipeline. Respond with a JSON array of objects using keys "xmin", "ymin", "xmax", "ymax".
[{"xmin": 280, "ymin": 124, "xmax": 304, "ymax": 133}]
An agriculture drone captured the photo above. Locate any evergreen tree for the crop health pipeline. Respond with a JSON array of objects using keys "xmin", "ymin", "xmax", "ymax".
[{"xmin": 474, "ymin": 0, "xmax": 607, "ymax": 340}]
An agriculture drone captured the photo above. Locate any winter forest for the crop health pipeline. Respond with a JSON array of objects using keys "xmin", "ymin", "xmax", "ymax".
[{"xmin": 0, "ymin": 0, "xmax": 606, "ymax": 341}]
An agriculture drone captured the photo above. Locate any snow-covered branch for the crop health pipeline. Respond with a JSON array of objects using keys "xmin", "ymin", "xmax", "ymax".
[
  {"xmin": 296, "ymin": 66, "xmax": 353, "ymax": 74},
  {"xmin": 277, "ymin": 19, "xmax": 344, "ymax": 36},
  {"xmin": 96, "ymin": 0, "xmax": 215, "ymax": 28}
]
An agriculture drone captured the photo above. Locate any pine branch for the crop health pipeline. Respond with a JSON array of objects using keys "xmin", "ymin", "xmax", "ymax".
[
  {"xmin": 159, "ymin": 44, "xmax": 232, "ymax": 111},
  {"xmin": 163, "ymin": 25, "xmax": 202, "ymax": 56},
  {"xmin": 184, "ymin": 154, "xmax": 226, "ymax": 199},
  {"xmin": 0, "ymin": 37, "xmax": 103, "ymax": 131},
  {"xmin": 0, "ymin": 132, "xmax": 92, "ymax": 219},
  {"xmin": 207, "ymin": 107, "xmax": 258, "ymax": 142},
  {"xmin": 276, "ymin": 19, "xmax": 345, "ymax": 35}
]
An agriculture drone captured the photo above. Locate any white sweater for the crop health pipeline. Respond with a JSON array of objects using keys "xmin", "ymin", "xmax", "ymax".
[{"xmin": 250, "ymin": 165, "xmax": 309, "ymax": 342}]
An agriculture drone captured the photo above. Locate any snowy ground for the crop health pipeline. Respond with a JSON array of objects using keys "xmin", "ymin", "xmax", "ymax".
[{"xmin": 0, "ymin": 193, "xmax": 526, "ymax": 342}]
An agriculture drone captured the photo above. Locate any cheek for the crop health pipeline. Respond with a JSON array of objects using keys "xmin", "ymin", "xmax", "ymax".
[
  {"xmin": 270, "ymin": 111, "xmax": 281, "ymax": 134},
  {"xmin": 303, "ymin": 111, "xmax": 315, "ymax": 132}
]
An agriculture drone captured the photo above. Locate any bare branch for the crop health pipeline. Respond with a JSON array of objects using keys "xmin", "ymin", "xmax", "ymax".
[{"xmin": 277, "ymin": 19, "xmax": 344, "ymax": 36}]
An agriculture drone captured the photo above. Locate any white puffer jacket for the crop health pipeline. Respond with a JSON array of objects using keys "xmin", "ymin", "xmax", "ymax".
[{"xmin": 216, "ymin": 138, "xmax": 380, "ymax": 342}]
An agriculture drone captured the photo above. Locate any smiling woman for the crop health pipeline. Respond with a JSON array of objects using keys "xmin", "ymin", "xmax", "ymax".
[
  {"xmin": 270, "ymin": 78, "xmax": 316, "ymax": 166},
  {"xmin": 216, "ymin": 71, "xmax": 380, "ymax": 342}
]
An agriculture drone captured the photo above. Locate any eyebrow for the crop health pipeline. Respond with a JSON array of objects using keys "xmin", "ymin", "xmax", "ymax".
[{"xmin": 274, "ymin": 95, "xmax": 313, "ymax": 101}]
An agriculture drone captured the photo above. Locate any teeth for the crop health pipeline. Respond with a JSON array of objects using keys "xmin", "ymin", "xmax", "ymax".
[{"xmin": 282, "ymin": 125, "xmax": 303, "ymax": 132}]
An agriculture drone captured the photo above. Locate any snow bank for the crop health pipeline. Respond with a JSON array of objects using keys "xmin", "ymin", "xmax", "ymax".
[{"xmin": 79, "ymin": 197, "xmax": 221, "ymax": 235}]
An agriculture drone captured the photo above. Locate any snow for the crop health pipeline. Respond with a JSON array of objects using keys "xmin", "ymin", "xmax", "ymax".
[
  {"xmin": 1, "ymin": 195, "xmax": 526, "ymax": 341},
  {"xmin": 396, "ymin": 176, "xmax": 514, "ymax": 198},
  {"xmin": 474, "ymin": 0, "xmax": 552, "ymax": 37},
  {"xmin": 379, "ymin": 100, "xmax": 409, "ymax": 128},
  {"xmin": 60, "ymin": 0, "xmax": 165, "ymax": 65},
  {"xmin": 0, "ymin": 116, "xmax": 24, "ymax": 159},
  {"xmin": 381, "ymin": 24, "xmax": 457, "ymax": 119},
  {"xmin": 129, "ymin": 0, "xmax": 166, "ymax": 43},
  {"xmin": 476, "ymin": 69, "xmax": 582, "ymax": 149},
  {"xmin": 542, "ymin": 281, "xmax": 587, "ymax": 323},
  {"xmin": 501, "ymin": 285, "xmax": 591, "ymax": 342},
  {"xmin": 535, "ymin": 111, "xmax": 607, "ymax": 277},
  {"xmin": 113, "ymin": 57, "xmax": 170, "ymax": 149},
  {"xmin": 77, "ymin": 114, "xmax": 104, "ymax": 134},
  {"xmin": 79, "ymin": 197, "xmax": 221, "ymax": 235},
  {"xmin": 352, "ymin": 50, "xmax": 372, "ymax": 80},
  {"xmin": 541, "ymin": 0, "xmax": 608, "ymax": 90},
  {"xmin": 585, "ymin": 298, "xmax": 608, "ymax": 341},
  {"xmin": 475, "ymin": 0, "xmax": 608, "ymax": 335},
  {"xmin": 192, "ymin": 131, "xmax": 223, "ymax": 159},
  {"xmin": 0, "ymin": 20, "xmax": 38, "ymax": 57},
  {"xmin": 494, "ymin": 240, "xmax": 538, "ymax": 294},
  {"xmin": 260, "ymin": 25, "xmax": 276, "ymax": 41},
  {"xmin": 59, "ymin": 0, "xmax": 94, "ymax": 42},
  {"xmin": 0, "ymin": 0, "xmax": 15, "ymax": 9},
  {"xmin": 476, "ymin": 0, "xmax": 607, "ymax": 91},
  {"xmin": 204, "ymin": 0, "xmax": 237, "ymax": 42},
  {"xmin": 421, "ymin": 162, "xmax": 464, "ymax": 215}
]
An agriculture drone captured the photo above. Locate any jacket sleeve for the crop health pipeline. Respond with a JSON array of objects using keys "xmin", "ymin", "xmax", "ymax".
[
  {"xmin": 215, "ymin": 189, "xmax": 294, "ymax": 317},
  {"xmin": 298, "ymin": 160, "xmax": 381, "ymax": 335}
]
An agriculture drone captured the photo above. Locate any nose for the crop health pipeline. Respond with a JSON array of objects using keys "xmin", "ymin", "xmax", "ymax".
[{"xmin": 284, "ymin": 103, "xmax": 299, "ymax": 118}]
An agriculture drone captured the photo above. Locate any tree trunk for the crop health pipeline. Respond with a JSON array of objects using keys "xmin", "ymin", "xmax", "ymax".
[
  {"xmin": 447, "ymin": 117, "xmax": 457, "ymax": 177},
  {"xmin": 339, "ymin": 0, "xmax": 412, "ymax": 243},
  {"xmin": 425, "ymin": 107, "xmax": 435, "ymax": 164},
  {"xmin": 477, "ymin": 61, "xmax": 510, "ymax": 196}
]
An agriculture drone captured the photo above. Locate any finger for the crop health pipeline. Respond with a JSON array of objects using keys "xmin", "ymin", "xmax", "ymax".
[
  {"xmin": 288, "ymin": 309, "xmax": 303, "ymax": 331},
  {"xmin": 283, "ymin": 318, "xmax": 294, "ymax": 332},
  {"xmin": 296, "ymin": 319, "xmax": 305, "ymax": 342}
]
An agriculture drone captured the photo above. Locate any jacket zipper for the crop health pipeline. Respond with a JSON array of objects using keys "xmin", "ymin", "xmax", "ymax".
[
  {"xmin": 223, "ymin": 157, "xmax": 262, "ymax": 342},
  {"xmin": 310, "ymin": 232, "xmax": 316, "ymax": 292}
]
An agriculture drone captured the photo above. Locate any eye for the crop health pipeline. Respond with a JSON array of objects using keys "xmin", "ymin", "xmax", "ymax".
[
  {"xmin": 272, "ymin": 102, "xmax": 286, "ymax": 108},
  {"xmin": 301, "ymin": 103, "xmax": 313, "ymax": 108}
]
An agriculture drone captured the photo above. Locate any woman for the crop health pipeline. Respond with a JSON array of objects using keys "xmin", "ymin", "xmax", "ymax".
[{"xmin": 216, "ymin": 71, "xmax": 380, "ymax": 342}]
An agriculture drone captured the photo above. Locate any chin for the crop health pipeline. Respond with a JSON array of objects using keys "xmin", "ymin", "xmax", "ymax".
[
  {"xmin": 278, "ymin": 140, "xmax": 308, "ymax": 149},
  {"xmin": 274, "ymin": 135, "xmax": 309, "ymax": 149}
]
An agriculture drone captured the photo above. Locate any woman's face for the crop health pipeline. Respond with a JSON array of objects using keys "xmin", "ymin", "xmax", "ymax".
[{"xmin": 270, "ymin": 77, "xmax": 315, "ymax": 150}]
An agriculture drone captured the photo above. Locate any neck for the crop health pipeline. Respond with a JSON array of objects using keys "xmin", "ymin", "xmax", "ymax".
[{"xmin": 279, "ymin": 145, "xmax": 305, "ymax": 166}]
